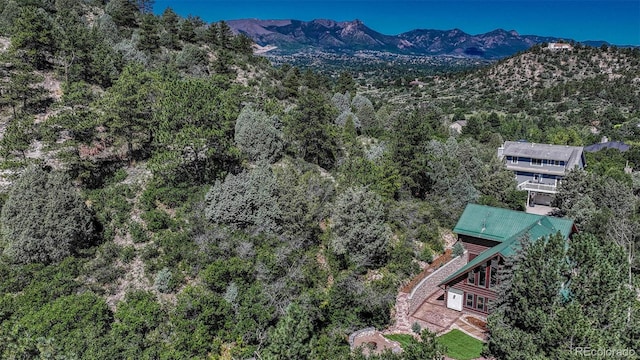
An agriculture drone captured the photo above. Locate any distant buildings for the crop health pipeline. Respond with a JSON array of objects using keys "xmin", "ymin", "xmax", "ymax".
[
  {"xmin": 547, "ymin": 42, "xmax": 573, "ymax": 51},
  {"xmin": 409, "ymin": 78, "xmax": 426, "ymax": 88},
  {"xmin": 449, "ymin": 120, "xmax": 468, "ymax": 134},
  {"xmin": 584, "ymin": 136, "xmax": 630, "ymax": 153},
  {"xmin": 498, "ymin": 141, "xmax": 586, "ymax": 206}
]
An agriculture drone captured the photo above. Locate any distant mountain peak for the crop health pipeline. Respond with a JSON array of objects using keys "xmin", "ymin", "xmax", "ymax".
[{"xmin": 228, "ymin": 18, "xmax": 579, "ymax": 59}]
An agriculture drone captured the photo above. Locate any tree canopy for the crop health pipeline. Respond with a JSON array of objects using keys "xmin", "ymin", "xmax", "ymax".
[{"xmin": 1, "ymin": 166, "xmax": 95, "ymax": 264}]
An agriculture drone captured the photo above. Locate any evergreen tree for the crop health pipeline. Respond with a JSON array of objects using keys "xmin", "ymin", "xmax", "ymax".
[
  {"xmin": 231, "ymin": 33, "xmax": 254, "ymax": 54},
  {"xmin": 205, "ymin": 163, "xmax": 282, "ymax": 235},
  {"xmin": 11, "ymin": 6, "xmax": 56, "ymax": 69},
  {"xmin": 138, "ymin": 13, "xmax": 160, "ymax": 53},
  {"xmin": 204, "ymin": 22, "xmax": 220, "ymax": 47},
  {"xmin": 0, "ymin": 166, "xmax": 95, "ymax": 264},
  {"xmin": 100, "ymin": 63, "xmax": 156, "ymax": 162},
  {"xmin": 391, "ymin": 110, "xmax": 433, "ymax": 198},
  {"xmin": 178, "ymin": 17, "xmax": 196, "ymax": 42},
  {"xmin": 150, "ymin": 77, "xmax": 240, "ymax": 184},
  {"xmin": 217, "ymin": 20, "xmax": 233, "ymax": 48},
  {"xmin": 0, "ymin": 0, "xmax": 20, "ymax": 36},
  {"xmin": 285, "ymin": 89, "xmax": 339, "ymax": 169},
  {"xmin": 335, "ymin": 71, "xmax": 356, "ymax": 93},
  {"xmin": 330, "ymin": 186, "xmax": 392, "ymax": 270},
  {"xmin": 486, "ymin": 233, "xmax": 637, "ymax": 359},
  {"xmin": 160, "ymin": 7, "xmax": 180, "ymax": 49},
  {"xmin": 86, "ymin": 25, "xmax": 121, "ymax": 87},
  {"xmin": 0, "ymin": 54, "xmax": 45, "ymax": 116},
  {"xmin": 0, "ymin": 114, "xmax": 33, "ymax": 158},
  {"xmin": 105, "ymin": 0, "xmax": 139, "ymax": 28},
  {"xmin": 234, "ymin": 107, "xmax": 283, "ymax": 163},
  {"xmin": 262, "ymin": 303, "xmax": 314, "ymax": 360}
]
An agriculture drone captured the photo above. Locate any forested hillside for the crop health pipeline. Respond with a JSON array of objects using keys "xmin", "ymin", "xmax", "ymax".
[{"xmin": 0, "ymin": 1, "xmax": 638, "ymax": 359}]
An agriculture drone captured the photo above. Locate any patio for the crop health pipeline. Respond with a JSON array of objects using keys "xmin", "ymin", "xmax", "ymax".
[{"xmin": 409, "ymin": 289, "xmax": 487, "ymax": 341}]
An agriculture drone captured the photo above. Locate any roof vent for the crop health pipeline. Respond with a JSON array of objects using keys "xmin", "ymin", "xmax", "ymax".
[{"xmin": 481, "ymin": 213, "xmax": 490, "ymax": 233}]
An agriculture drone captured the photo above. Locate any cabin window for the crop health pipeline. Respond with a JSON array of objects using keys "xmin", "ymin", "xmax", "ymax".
[
  {"xmin": 477, "ymin": 296, "xmax": 485, "ymax": 311},
  {"xmin": 490, "ymin": 261, "xmax": 498, "ymax": 288},
  {"xmin": 467, "ymin": 270, "xmax": 475, "ymax": 284},
  {"xmin": 466, "ymin": 294, "xmax": 474, "ymax": 308},
  {"xmin": 532, "ymin": 158, "xmax": 542, "ymax": 166},
  {"xmin": 478, "ymin": 264, "xmax": 487, "ymax": 287}
]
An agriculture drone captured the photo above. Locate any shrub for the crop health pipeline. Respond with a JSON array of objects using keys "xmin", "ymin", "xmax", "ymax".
[
  {"xmin": 453, "ymin": 242, "xmax": 465, "ymax": 257},
  {"xmin": 205, "ymin": 163, "xmax": 281, "ymax": 235},
  {"xmin": 129, "ymin": 221, "xmax": 148, "ymax": 243},
  {"xmin": 330, "ymin": 186, "xmax": 392, "ymax": 270},
  {"xmin": 234, "ymin": 107, "xmax": 283, "ymax": 163},
  {"xmin": 121, "ymin": 246, "xmax": 135, "ymax": 263},
  {"xmin": 154, "ymin": 267, "xmax": 172, "ymax": 293},
  {"xmin": 1, "ymin": 166, "xmax": 95, "ymax": 264},
  {"xmin": 141, "ymin": 209, "xmax": 172, "ymax": 232},
  {"xmin": 419, "ymin": 246, "xmax": 434, "ymax": 263},
  {"xmin": 412, "ymin": 321, "xmax": 422, "ymax": 334}
]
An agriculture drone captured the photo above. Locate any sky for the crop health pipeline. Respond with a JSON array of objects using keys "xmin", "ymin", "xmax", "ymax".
[{"xmin": 153, "ymin": 1, "xmax": 640, "ymax": 45}]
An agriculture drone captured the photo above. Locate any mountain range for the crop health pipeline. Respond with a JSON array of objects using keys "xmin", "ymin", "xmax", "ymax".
[{"xmin": 227, "ymin": 19, "xmax": 604, "ymax": 59}]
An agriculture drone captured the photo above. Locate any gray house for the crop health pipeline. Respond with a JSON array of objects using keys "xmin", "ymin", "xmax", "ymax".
[{"xmin": 498, "ymin": 141, "xmax": 586, "ymax": 206}]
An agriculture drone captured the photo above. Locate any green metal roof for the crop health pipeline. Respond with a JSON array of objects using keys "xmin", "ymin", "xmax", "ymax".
[
  {"xmin": 453, "ymin": 204, "xmax": 573, "ymax": 243},
  {"xmin": 439, "ymin": 204, "xmax": 575, "ymax": 286}
]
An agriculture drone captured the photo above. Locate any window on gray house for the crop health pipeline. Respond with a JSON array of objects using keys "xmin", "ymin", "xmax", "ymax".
[{"xmin": 532, "ymin": 158, "xmax": 542, "ymax": 166}]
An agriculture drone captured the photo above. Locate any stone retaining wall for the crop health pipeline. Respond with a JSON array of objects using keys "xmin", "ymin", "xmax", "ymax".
[
  {"xmin": 348, "ymin": 327, "xmax": 377, "ymax": 348},
  {"xmin": 407, "ymin": 251, "xmax": 469, "ymax": 315}
]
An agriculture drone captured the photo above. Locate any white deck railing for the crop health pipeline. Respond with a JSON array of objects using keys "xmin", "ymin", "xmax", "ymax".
[{"xmin": 517, "ymin": 181, "xmax": 557, "ymax": 194}]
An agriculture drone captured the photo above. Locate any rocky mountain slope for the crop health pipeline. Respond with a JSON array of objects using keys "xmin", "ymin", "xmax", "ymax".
[{"xmin": 229, "ymin": 18, "xmax": 567, "ymax": 59}]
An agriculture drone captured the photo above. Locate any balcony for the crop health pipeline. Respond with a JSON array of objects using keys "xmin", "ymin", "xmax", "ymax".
[{"xmin": 517, "ymin": 181, "xmax": 558, "ymax": 194}]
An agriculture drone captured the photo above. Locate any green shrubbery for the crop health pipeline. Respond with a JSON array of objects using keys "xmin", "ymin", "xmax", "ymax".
[{"xmin": 1, "ymin": 166, "xmax": 95, "ymax": 264}]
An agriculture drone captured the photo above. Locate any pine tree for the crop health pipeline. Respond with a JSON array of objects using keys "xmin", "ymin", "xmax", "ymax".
[
  {"xmin": 0, "ymin": 114, "xmax": 33, "ymax": 158},
  {"xmin": 262, "ymin": 303, "xmax": 314, "ymax": 360},
  {"xmin": 138, "ymin": 13, "xmax": 159, "ymax": 53},
  {"xmin": 160, "ymin": 7, "xmax": 180, "ymax": 49},
  {"xmin": 100, "ymin": 63, "xmax": 156, "ymax": 162},
  {"xmin": 11, "ymin": 6, "xmax": 56, "ymax": 69},
  {"xmin": 285, "ymin": 89, "xmax": 339, "ymax": 169},
  {"xmin": 1, "ymin": 54, "xmax": 45, "ymax": 116},
  {"xmin": 486, "ymin": 233, "xmax": 637, "ymax": 359}
]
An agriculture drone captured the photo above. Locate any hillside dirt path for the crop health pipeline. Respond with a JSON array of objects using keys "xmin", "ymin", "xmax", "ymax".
[{"xmin": 106, "ymin": 165, "xmax": 154, "ymax": 309}]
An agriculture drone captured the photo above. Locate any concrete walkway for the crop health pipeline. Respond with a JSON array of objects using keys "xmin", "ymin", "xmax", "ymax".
[{"xmin": 450, "ymin": 316, "xmax": 488, "ymax": 341}]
